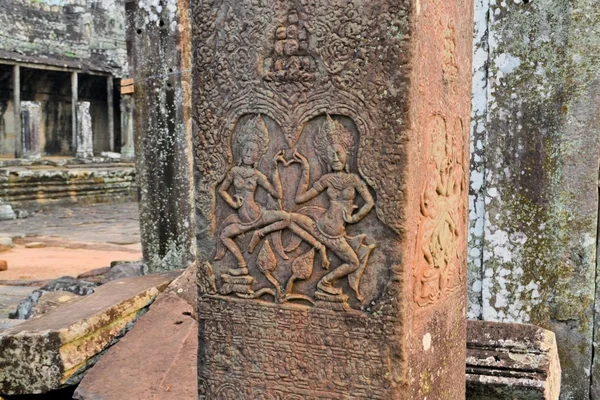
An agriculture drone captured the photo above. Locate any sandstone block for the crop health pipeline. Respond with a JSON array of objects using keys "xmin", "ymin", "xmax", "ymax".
[
  {"xmin": 0, "ymin": 261, "xmax": 6, "ymax": 272},
  {"xmin": 0, "ymin": 272, "xmax": 180, "ymax": 395},
  {"xmin": 466, "ymin": 320, "xmax": 561, "ymax": 400},
  {"xmin": 192, "ymin": 0, "xmax": 473, "ymax": 397},
  {"xmin": 73, "ymin": 293, "xmax": 197, "ymax": 400}
]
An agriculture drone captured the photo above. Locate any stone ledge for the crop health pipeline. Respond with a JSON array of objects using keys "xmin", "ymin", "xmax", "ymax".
[
  {"xmin": 0, "ymin": 166, "xmax": 136, "ymax": 208},
  {"xmin": 466, "ymin": 320, "xmax": 561, "ymax": 400}
]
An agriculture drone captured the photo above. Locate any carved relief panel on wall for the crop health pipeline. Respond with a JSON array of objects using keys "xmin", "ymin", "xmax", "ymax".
[
  {"xmin": 211, "ymin": 113, "xmax": 392, "ymax": 311},
  {"xmin": 193, "ymin": 0, "xmax": 407, "ymax": 313}
]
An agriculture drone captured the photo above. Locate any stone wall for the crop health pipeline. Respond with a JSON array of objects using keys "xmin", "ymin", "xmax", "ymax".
[
  {"xmin": 0, "ymin": 165, "xmax": 136, "ymax": 209},
  {"xmin": 0, "ymin": 0, "xmax": 127, "ymax": 75},
  {"xmin": 468, "ymin": 0, "xmax": 600, "ymax": 398}
]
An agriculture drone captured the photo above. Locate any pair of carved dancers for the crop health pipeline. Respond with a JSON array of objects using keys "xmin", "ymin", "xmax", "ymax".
[{"xmin": 215, "ymin": 115, "xmax": 374, "ymax": 300}]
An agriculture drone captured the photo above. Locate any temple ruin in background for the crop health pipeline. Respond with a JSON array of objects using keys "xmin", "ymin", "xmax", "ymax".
[{"xmin": 0, "ymin": 0, "xmax": 136, "ymax": 209}]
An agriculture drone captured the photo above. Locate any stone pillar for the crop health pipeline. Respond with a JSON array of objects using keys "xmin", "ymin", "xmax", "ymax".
[
  {"xmin": 21, "ymin": 101, "xmax": 42, "ymax": 159},
  {"xmin": 130, "ymin": 0, "xmax": 195, "ymax": 273},
  {"xmin": 76, "ymin": 101, "xmax": 93, "ymax": 158},
  {"xmin": 13, "ymin": 65, "xmax": 22, "ymax": 159},
  {"xmin": 467, "ymin": 1, "xmax": 600, "ymax": 398},
  {"xmin": 107, "ymin": 76, "xmax": 115, "ymax": 152},
  {"xmin": 193, "ymin": 1, "xmax": 473, "ymax": 398},
  {"xmin": 71, "ymin": 71, "xmax": 78, "ymax": 155},
  {"xmin": 120, "ymin": 95, "xmax": 135, "ymax": 159}
]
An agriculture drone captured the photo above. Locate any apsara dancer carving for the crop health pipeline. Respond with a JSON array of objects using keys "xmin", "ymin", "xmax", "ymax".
[
  {"xmin": 253, "ymin": 115, "xmax": 376, "ymax": 301},
  {"xmin": 215, "ymin": 115, "xmax": 326, "ymax": 276}
]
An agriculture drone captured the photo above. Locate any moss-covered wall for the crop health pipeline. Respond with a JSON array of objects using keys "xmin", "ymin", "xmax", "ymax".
[
  {"xmin": 0, "ymin": 0, "xmax": 127, "ymax": 75},
  {"xmin": 468, "ymin": 0, "xmax": 600, "ymax": 398}
]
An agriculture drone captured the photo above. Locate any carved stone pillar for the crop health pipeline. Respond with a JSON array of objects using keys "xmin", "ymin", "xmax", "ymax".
[
  {"xmin": 193, "ymin": 1, "xmax": 473, "ymax": 398},
  {"xmin": 20, "ymin": 101, "xmax": 41, "ymax": 160},
  {"xmin": 76, "ymin": 101, "xmax": 93, "ymax": 158},
  {"xmin": 120, "ymin": 95, "xmax": 135, "ymax": 160}
]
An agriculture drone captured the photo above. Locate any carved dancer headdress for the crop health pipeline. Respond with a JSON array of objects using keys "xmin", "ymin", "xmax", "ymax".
[
  {"xmin": 234, "ymin": 114, "xmax": 270, "ymax": 165},
  {"xmin": 314, "ymin": 114, "xmax": 354, "ymax": 171}
]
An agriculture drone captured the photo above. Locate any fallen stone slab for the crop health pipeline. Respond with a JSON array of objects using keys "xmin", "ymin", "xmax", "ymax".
[
  {"xmin": 73, "ymin": 292, "xmax": 197, "ymax": 400},
  {"xmin": 0, "ymin": 319, "xmax": 23, "ymax": 330},
  {"xmin": 27, "ymin": 291, "xmax": 82, "ymax": 320},
  {"xmin": 0, "ymin": 272, "xmax": 180, "ymax": 395},
  {"xmin": 466, "ymin": 320, "xmax": 561, "ymax": 400},
  {"xmin": 10, "ymin": 277, "xmax": 100, "ymax": 320}
]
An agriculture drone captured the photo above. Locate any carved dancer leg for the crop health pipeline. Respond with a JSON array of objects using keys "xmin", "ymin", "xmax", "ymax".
[
  {"xmin": 220, "ymin": 224, "xmax": 249, "ymax": 275},
  {"xmin": 248, "ymin": 213, "xmax": 291, "ymax": 253},
  {"xmin": 289, "ymin": 215, "xmax": 329, "ymax": 269},
  {"xmin": 317, "ymin": 239, "xmax": 359, "ymax": 296}
]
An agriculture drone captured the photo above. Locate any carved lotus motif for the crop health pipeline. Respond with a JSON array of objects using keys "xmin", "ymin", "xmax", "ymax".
[
  {"xmin": 257, "ymin": 240, "xmax": 277, "ymax": 273},
  {"xmin": 291, "ymin": 248, "xmax": 315, "ymax": 280}
]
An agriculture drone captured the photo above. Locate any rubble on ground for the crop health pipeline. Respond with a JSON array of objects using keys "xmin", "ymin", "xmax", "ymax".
[{"xmin": 0, "ymin": 272, "xmax": 180, "ymax": 396}]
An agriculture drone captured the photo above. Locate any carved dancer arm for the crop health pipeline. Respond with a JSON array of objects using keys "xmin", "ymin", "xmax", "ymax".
[
  {"xmin": 343, "ymin": 178, "xmax": 374, "ymax": 224},
  {"xmin": 293, "ymin": 150, "xmax": 322, "ymax": 204},
  {"xmin": 257, "ymin": 171, "xmax": 281, "ymax": 200},
  {"xmin": 218, "ymin": 171, "xmax": 242, "ymax": 209}
]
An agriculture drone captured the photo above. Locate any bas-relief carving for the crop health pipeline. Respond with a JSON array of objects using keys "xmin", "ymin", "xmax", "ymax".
[
  {"xmin": 414, "ymin": 115, "xmax": 466, "ymax": 307},
  {"xmin": 193, "ymin": 0, "xmax": 412, "ymax": 398},
  {"xmin": 213, "ymin": 114, "xmax": 378, "ymax": 310}
]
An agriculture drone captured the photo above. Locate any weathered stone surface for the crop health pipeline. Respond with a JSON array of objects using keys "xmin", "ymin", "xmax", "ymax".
[
  {"xmin": 466, "ymin": 321, "xmax": 560, "ymax": 400},
  {"xmin": 76, "ymin": 102, "xmax": 94, "ymax": 159},
  {"xmin": 73, "ymin": 293, "xmax": 197, "ymax": 400},
  {"xmin": 0, "ymin": 261, "xmax": 6, "ymax": 272},
  {"xmin": 129, "ymin": 0, "xmax": 196, "ymax": 273},
  {"xmin": 164, "ymin": 262, "xmax": 196, "ymax": 313},
  {"xmin": 0, "ymin": 318, "xmax": 23, "ymax": 330},
  {"xmin": 21, "ymin": 101, "xmax": 42, "ymax": 160},
  {"xmin": 0, "ymin": 272, "xmax": 179, "ymax": 395},
  {"xmin": 0, "ymin": 205, "xmax": 16, "ymax": 221},
  {"xmin": 100, "ymin": 152, "xmax": 121, "ymax": 160},
  {"xmin": 102, "ymin": 261, "xmax": 144, "ymax": 283},
  {"xmin": 192, "ymin": 0, "xmax": 472, "ymax": 397},
  {"xmin": 467, "ymin": 0, "xmax": 600, "ymax": 397},
  {"xmin": 76, "ymin": 267, "xmax": 111, "ymax": 280},
  {"xmin": 27, "ymin": 291, "xmax": 82, "ymax": 320},
  {"xmin": 10, "ymin": 277, "xmax": 98, "ymax": 320},
  {"xmin": 0, "ymin": 238, "xmax": 13, "ymax": 253},
  {"xmin": 0, "ymin": 166, "xmax": 137, "ymax": 209},
  {"xmin": 0, "ymin": 0, "xmax": 127, "ymax": 76}
]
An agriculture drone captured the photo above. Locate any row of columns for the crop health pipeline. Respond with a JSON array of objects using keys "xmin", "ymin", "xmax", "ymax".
[{"xmin": 10, "ymin": 64, "xmax": 134, "ymax": 160}]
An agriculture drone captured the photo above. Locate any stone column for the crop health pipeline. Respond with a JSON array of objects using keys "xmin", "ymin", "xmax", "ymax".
[
  {"xmin": 130, "ymin": 0, "xmax": 195, "ymax": 273},
  {"xmin": 76, "ymin": 101, "xmax": 93, "ymax": 158},
  {"xmin": 13, "ymin": 65, "xmax": 22, "ymax": 159},
  {"xmin": 120, "ymin": 95, "xmax": 135, "ymax": 159},
  {"xmin": 193, "ymin": 1, "xmax": 473, "ymax": 398},
  {"xmin": 71, "ymin": 71, "xmax": 78, "ymax": 155},
  {"xmin": 21, "ymin": 101, "xmax": 42, "ymax": 159},
  {"xmin": 107, "ymin": 76, "xmax": 115, "ymax": 152}
]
